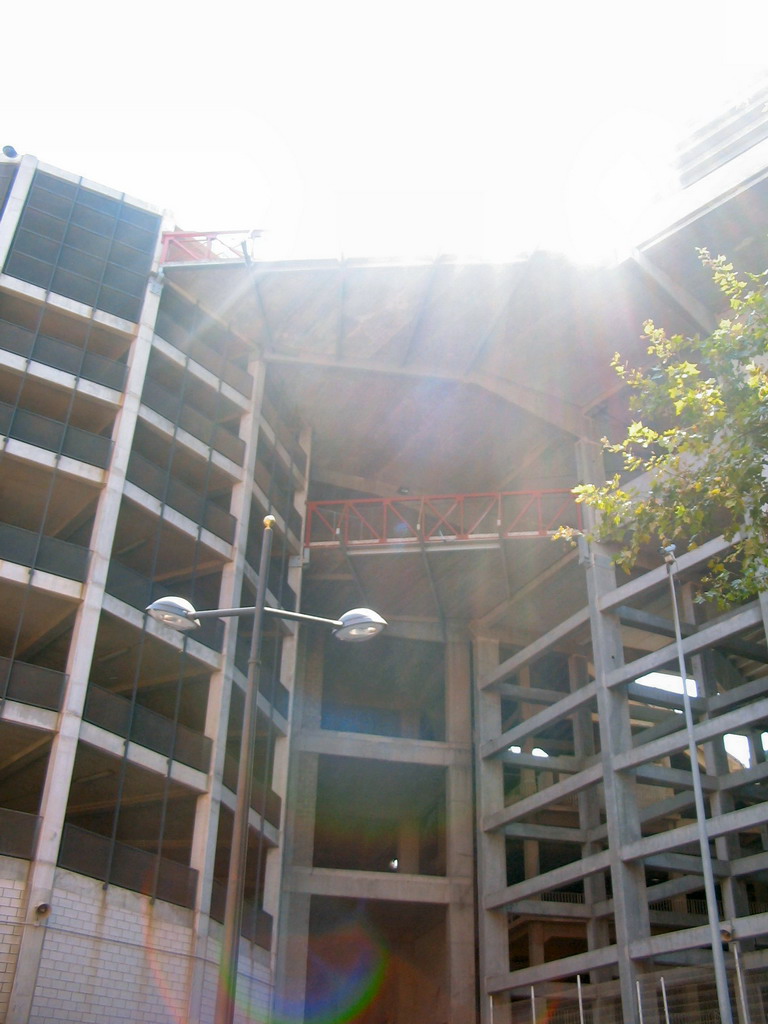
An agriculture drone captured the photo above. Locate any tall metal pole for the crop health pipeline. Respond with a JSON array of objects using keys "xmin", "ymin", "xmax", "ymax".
[
  {"xmin": 214, "ymin": 516, "xmax": 275, "ymax": 1024},
  {"xmin": 664, "ymin": 552, "xmax": 733, "ymax": 1024},
  {"xmin": 660, "ymin": 976, "xmax": 670, "ymax": 1024},
  {"xmin": 732, "ymin": 942, "xmax": 750, "ymax": 1024}
]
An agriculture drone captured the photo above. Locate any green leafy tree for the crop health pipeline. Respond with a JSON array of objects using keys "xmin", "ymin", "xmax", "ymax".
[{"xmin": 561, "ymin": 251, "xmax": 768, "ymax": 606}]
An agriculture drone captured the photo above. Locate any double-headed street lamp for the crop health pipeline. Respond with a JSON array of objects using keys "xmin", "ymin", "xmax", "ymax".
[{"xmin": 147, "ymin": 515, "xmax": 386, "ymax": 1024}]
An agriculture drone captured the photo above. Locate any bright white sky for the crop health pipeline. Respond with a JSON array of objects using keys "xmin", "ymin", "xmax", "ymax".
[{"xmin": 5, "ymin": 1, "xmax": 768, "ymax": 263}]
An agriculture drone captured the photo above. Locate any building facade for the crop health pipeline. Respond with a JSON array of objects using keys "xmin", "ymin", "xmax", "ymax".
[{"xmin": 0, "ymin": 118, "xmax": 767, "ymax": 1023}]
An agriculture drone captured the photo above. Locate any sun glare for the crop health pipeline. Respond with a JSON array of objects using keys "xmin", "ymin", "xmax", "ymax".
[{"xmin": 5, "ymin": 2, "xmax": 768, "ymax": 265}]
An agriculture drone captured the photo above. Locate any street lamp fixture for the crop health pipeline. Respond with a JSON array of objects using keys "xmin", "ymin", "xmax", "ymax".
[
  {"xmin": 145, "ymin": 515, "xmax": 386, "ymax": 1024},
  {"xmin": 147, "ymin": 595, "xmax": 386, "ymax": 642}
]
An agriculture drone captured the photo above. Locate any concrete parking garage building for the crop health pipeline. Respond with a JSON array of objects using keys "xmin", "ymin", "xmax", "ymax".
[{"xmin": 1, "ymin": 91, "xmax": 768, "ymax": 1024}]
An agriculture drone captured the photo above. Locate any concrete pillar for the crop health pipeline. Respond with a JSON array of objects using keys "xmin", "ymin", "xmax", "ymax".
[
  {"xmin": 0, "ymin": 155, "xmax": 37, "ymax": 266},
  {"xmin": 448, "ymin": 899, "xmax": 477, "ymax": 1024},
  {"xmin": 397, "ymin": 816, "xmax": 421, "ymax": 873},
  {"xmin": 516, "ymin": 663, "xmax": 542, "ymax": 975},
  {"xmin": 570, "ymin": 653, "xmax": 611, "ymax": 1021},
  {"xmin": 577, "ymin": 438, "xmax": 649, "ymax": 1024},
  {"xmin": 186, "ymin": 356, "xmax": 268, "ymax": 1022},
  {"xmin": 6, "ymin": 247, "xmax": 167, "ymax": 1024},
  {"xmin": 445, "ymin": 633, "xmax": 476, "ymax": 1024},
  {"xmin": 272, "ymin": 892, "xmax": 313, "ymax": 1023},
  {"xmin": 474, "ymin": 635, "xmax": 511, "ymax": 1024}
]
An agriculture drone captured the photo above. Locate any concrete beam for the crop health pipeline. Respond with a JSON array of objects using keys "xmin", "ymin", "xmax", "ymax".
[
  {"xmin": 487, "ymin": 943, "xmax": 618, "ymax": 994},
  {"xmin": 481, "ymin": 681, "xmax": 597, "ymax": 757},
  {"xmin": 630, "ymin": 913, "xmax": 768, "ymax": 958},
  {"xmin": 631, "ymin": 249, "xmax": 717, "ymax": 335},
  {"xmin": 615, "ymin": 694, "xmax": 768, "ymax": 772},
  {"xmin": 287, "ymin": 865, "xmax": 454, "ymax": 904},
  {"xmin": 486, "ymin": 849, "xmax": 611, "ymax": 909},
  {"xmin": 606, "ymin": 603, "xmax": 763, "ymax": 688},
  {"xmin": 730, "ymin": 851, "xmax": 768, "ymax": 883},
  {"xmin": 504, "ymin": 822, "xmax": 587, "ymax": 844},
  {"xmin": 0, "ymin": 700, "xmax": 58, "ymax": 732},
  {"xmin": 497, "ymin": 682, "xmax": 570, "ymax": 705},
  {"xmin": 500, "ymin": 751, "xmax": 588, "ymax": 774},
  {"xmin": 626, "ymin": 680, "xmax": 698, "ymax": 712},
  {"xmin": 78, "ymin": 721, "xmax": 208, "ymax": 791},
  {"xmin": 509, "ymin": 898, "xmax": 592, "ymax": 920},
  {"xmin": 479, "ymin": 607, "xmax": 590, "ymax": 689},
  {"xmin": 483, "ymin": 762, "xmax": 603, "ymax": 831},
  {"xmin": 720, "ymin": 758, "xmax": 768, "ymax": 793},
  {"xmin": 297, "ymin": 727, "xmax": 466, "ymax": 766},
  {"xmin": 711, "ymin": 674, "xmax": 768, "ymax": 713},
  {"xmin": 621, "ymin": 801, "xmax": 768, "ymax": 863},
  {"xmin": 598, "ymin": 536, "xmax": 734, "ymax": 613},
  {"xmin": 633, "ymin": 763, "xmax": 719, "ymax": 792},
  {"xmin": 643, "ymin": 852, "xmax": 730, "ymax": 877},
  {"xmin": 639, "ymin": 790, "xmax": 698, "ymax": 826}
]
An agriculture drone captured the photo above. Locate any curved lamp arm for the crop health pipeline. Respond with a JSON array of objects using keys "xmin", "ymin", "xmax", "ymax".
[{"xmin": 146, "ymin": 597, "xmax": 386, "ymax": 642}]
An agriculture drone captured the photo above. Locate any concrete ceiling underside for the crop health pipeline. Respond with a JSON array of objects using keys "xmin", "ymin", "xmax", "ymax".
[{"xmin": 164, "ymin": 178, "xmax": 768, "ymax": 637}]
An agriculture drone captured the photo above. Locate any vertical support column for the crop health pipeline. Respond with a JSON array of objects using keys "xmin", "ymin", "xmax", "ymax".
[
  {"xmin": 397, "ymin": 818, "xmax": 421, "ymax": 873},
  {"xmin": 570, "ymin": 653, "xmax": 611, "ymax": 1021},
  {"xmin": 265, "ymin": 626, "xmax": 302, "ymax": 930},
  {"xmin": 445, "ymin": 631, "xmax": 476, "ymax": 1024},
  {"xmin": 272, "ymin": 631, "xmax": 324, "ymax": 1021},
  {"xmin": 577, "ymin": 439, "xmax": 650, "ymax": 1024},
  {"xmin": 6, "ymin": 252, "xmax": 165, "ymax": 1024},
  {"xmin": 268, "ymin": 420, "xmax": 312, "ymax": 929},
  {"xmin": 0, "ymin": 155, "xmax": 37, "ymax": 266},
  {"xmin": 517, "ymin": 665, "xmax": 541, "ymax": 973},
  {"xmin": 187, "ymin": 356, "xmax": 268, "ymax": 1023},
  {"xmin": 746, "ymin": 732, "xmax": 768, "ymax": 855},
  {"xmin": 474, "ymin": 635, "xmax": 512, "ymax": 1024}
]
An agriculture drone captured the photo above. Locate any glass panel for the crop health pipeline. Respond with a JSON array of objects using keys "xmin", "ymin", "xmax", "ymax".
[
  {"xmin": 50, "ymin": 268, "xmax": 100, "ymax": 307},
  {"xmin": 96, "ymin": 286, "xmax": 142, "ymax": 322},
  {"xmin": 5, "ymin": 252, "xmax": 53, "ymax": 289},
  {"xmin": 69, "ymin": 202, "xmax": 116, "ymax": 237},
  {"xmin": 27, "ymin": 187, "xmax": 74, "ymax": 220},
  {"xmin": 34, "ymin": 172, "xmax": 77, "ymax": 200},
  {"xmin": 57, "ymin": 245, "xmax": 104, "ymax": 281},
  {"xmin": 19, "ymin": 206, "xmax": 67, "ymax": 242},
  {"xmin": 63, "ymin": 222, "xmax": 112, "ymax": 259},
  {"xmin": 12, "ymin": 229, "xmax": 61, "ymax": 263}
]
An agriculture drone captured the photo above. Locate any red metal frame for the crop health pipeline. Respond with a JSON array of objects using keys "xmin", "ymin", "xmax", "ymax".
[
  {"xmin": 305, "ymin": 490, "xmax": 581, "ymax": 548},
  {"xmin": 160, "ymin": 230, "xmax": 260, "ymax": 265}
]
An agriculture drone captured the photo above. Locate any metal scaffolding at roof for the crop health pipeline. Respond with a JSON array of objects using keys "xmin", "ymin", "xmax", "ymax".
[{"xmin": 305, "ymin": 489, "xmax": 582, "ymax": 549}]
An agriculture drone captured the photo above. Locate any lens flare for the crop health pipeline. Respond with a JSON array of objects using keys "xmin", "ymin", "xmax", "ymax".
[{"xmin": 274, "ymin": 917, "xmax": 388, "ymax": 1024}]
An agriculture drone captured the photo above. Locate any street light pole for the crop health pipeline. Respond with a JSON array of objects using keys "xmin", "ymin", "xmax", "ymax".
[
  {"xmin": 213, "ymin": 514, "xmax": 275, "ymax": 1024},
  {"xmin": 663, "ymin": 547, "xmax": 733, "ymax": 1024},
  {"xmin": 146, "ymin": 517, "xmax": 386, "ymax": 1024}
]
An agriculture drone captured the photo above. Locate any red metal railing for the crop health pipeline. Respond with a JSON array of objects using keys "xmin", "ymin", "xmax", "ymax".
[
  {"xmin": 160, "ymin": 230, "xmax": 261, "ymax": 264},
  {"xmin": 305, "ymin": 490, "xmax": 581, "ymax": 548}
]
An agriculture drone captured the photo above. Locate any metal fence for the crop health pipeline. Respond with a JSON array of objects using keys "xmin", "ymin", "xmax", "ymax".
[
  {"xmin": 637, "ymin": 963, "xmax": 768, "ymax": 1024},
  {"xmin": 505, "ymin": 962, "xmax": 768, "ymax": 1024}
]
